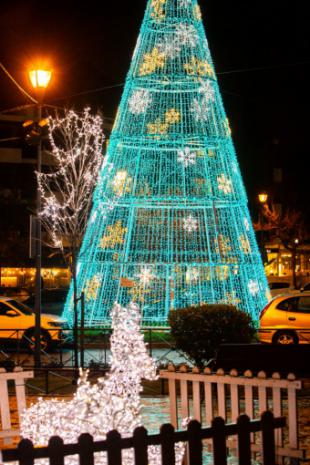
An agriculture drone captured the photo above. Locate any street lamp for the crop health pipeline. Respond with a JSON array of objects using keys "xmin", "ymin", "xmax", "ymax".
[
  {"xmin": 258, "ymin": 192, "xmax": 268, "ymax": 205},
  {"xmin": 258, "ymin": 192, "xmax": 268, "ymax": 263},
  {"xmin": 28, "ymin": 66, "xmax": 52, "ymax": 368}
]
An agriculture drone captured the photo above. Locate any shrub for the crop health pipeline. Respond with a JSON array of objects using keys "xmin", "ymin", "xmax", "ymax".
[{"xmin": 169, "ymin": 304, "xmax": 256, "ymax": 367}]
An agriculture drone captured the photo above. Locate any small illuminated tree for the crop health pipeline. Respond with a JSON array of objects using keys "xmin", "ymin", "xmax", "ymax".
[{"xmin": 36, "ymin": 108, "xmax": 105, "ymax": 354}]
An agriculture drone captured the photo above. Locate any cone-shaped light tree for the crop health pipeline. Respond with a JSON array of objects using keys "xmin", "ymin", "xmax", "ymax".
[{"xmin": 63, "ymin": 0, "xmax": 270, "ymax": 326}]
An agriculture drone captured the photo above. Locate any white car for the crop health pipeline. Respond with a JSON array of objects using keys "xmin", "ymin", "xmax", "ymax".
[{"xmin": 0, "ymin": 297, "xmax": 66, "ymax": 351}]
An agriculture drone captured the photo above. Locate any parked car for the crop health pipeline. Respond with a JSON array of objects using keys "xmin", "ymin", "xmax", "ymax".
[
  {"xmin": 0, "ymin": 297, "xmax": 66, "ymax": 351},
  {"xmin": 258, "ymin": 292, "xmax": 310, "ymax": 344},
  {"xmin": 268, "ymin": 281, "xmax": 292, "ymax": 297},
  {"xmin": 0, "ymin": 286, "xmax": 30, "ymax": 302},
  {"xmin": 301, "ymin": 282, "xmax": 310, "ymax": 292},
  {"xmin": 24, "ymin": 288, "xmax": 68, "ymax": 316}
]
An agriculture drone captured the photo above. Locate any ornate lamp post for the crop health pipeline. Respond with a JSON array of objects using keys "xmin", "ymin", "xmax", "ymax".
[{"xmin": 28, "ymin": 66, "xmax": 52, "ymax": 368}]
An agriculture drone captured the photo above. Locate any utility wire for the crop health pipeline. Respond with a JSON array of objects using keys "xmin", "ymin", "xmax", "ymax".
[
  {"xmin": 52, "ymin": 60, "xmax": 309, "ymax": 102},
  {"xmin": 217, "ymin": 60, "xmax": 310, "ymax": 75},
  {"xmin": 0, "ymin": 62, "xmax": 38, "ymax": 104}
]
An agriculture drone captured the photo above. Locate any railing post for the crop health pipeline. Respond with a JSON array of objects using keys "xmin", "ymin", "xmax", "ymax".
[
  {"xmin": 261, "ymin": 411, "xmax": 276, "ymax": 465},
  {"xmin": 187, "ymin": 420, "xmax": 202, "ymax": 465},
  {"xmin": 17, "ymin": 438, "xmax": 35, "ymax": 465},
  {"xmin": 212, "ymin": 417, "xmax": 227, "ymax": 465},
  {"xmin": 48, "ymin": 436, "xmax": 65, "ymax": 465},
  {"xmin": 160, "ymin": 423, "xmax": 176, "ymax": 465},
  {"xmin": 78, "ymin": 433, "xmax": 95, "ymax": 465},
  {"xmin": 237, "ymin": 415, "xmax": 251, "ymax": 465},
  {"xmin": 80, "ymin": 292, "xmax": 85, "ymax": 370},
  {"xmin": 133, "ymin": 426, "xmax": 148, "ymax": 465},
  {"xmin": 106, "ymin": 430, "xmax": 122, "ymax": 465}
]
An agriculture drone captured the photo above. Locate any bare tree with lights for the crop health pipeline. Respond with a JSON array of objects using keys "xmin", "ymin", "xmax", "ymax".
[{"xmin": 36, "ymin": 108, "xmax": 105, "ymax": 360}]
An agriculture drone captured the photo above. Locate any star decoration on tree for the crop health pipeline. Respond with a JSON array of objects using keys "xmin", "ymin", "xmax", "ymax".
[
  {"xmin": 177, "ymin": 147, "xmax": 197, "ymax": 167},
  {"xmin": 198, "ymin": 79, "xmax": 215, "ymax": 103},
  {"xmin": 183, "ymin": 214, "xmax": 198, "ymax": 232},
  {"xmin": 193, "ymin": 4, "xmax": 202, "ymax": 21},
  {"xmin": 136, "ymin": 266, "xmax": 156, "ymax": 286},
  {"xmin": 129, "ymin": 89, "xmax": 152, "ymax": 114},
  {"xmin": 84, "ymin": 275, "xmax": 101, "ymax": 301},
  {"xmin": 111, "ymin": 170, "xmax": 132, "ymax": 196},
  {"xmin": 222, "ymin": 291, "xmax": 241, "ymax": 306},
  {"xmin": 139, "ymin": 47, "xmax": 165, "ymax": 75},
  {"xmin": 165, "ymin": 108, "xmax": 181, "ymax": 124},
  {"xmin": 217, "ymin": 173, "xmax": 233, "ymax": 194},
  {"xmin": 217, "ymin": 235, "xmax": 232, "ymax": 256},
  {"xmin": 190, "ymin": 97, "xmax": 210, "ymax": 122},
  {"xmin": 248, "ymin": 279, "xmax": 259, "ymax": 296},
  {"xmin": 185, "ymin": 267, "xmax": 200, "ymax": 283},
  {"xmin": 184, "ymin": 57, "xmax": 214, "ymax": 77},
  {"xmin": 158, "ymin": 36, "xmax": 181, "ymax": 59},
  {"xmin": 175, "ymin": 23, "xmax": 199, "ymax": 48},
  {"xmin": 239, "ymin": 234, "xmax": 251, "ymax": 254},
  {"xmin": 150, "ymin": 0, "xmax": 166, "ymax": 21},
  {"xmin": 244, "ymin": 217, "xmax": 250, "ymax": 231},
  {"xmin": 100, "ymin": 220, "xmax": 128, "ymax": 249},
  {"xmin": 147, "ymin": 118, "xmax": 169, "ymax": 135}
]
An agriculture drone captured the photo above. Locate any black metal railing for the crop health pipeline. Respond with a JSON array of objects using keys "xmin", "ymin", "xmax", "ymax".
[{"xmin": 1, "ymin": 412, "xmax": 285, "ymax": 465}]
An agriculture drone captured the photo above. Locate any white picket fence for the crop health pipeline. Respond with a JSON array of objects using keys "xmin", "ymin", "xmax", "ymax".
[
  {"xmin": 160, "ymin": 364, "xmax": 304, "ymax": 462},
  {"xmin": 0, "ymin": 367, "xmax": 33, "ymax": 444}
]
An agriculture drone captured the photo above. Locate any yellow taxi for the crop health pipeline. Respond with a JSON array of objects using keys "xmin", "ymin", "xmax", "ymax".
[
  {"xmin": 258, "ymin": 292, "xmax": 310, "ymax": 344},
  {"xmin": 0, "ymin": 297, "xmax": 65, "ymax": 351}
]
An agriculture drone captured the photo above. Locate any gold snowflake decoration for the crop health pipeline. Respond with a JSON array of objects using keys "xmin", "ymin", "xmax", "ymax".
[
  {"xmin": 111, "ymin": 170, "xmax": 132, "ymax": 196},
  {"xmin": 223, "ymin": 291, "xmax": 241, "ymax": 306},
  {"xmin": 99, "ymin": 220, "xmax": 127, "ymax": 249},
  {"xmin": 184, "ymin": 57, "xmax": 215, "ymax": 78},
  {"xmin": 150, "ymin": 0, "xmax": 166, "ymax": 21},
  {"xmin": 147, "ymin": 118, "xmax": 169, "ymax": 135},
  {"xmin": 218, "ymin": 235, "xmax": 232, "ymax": 256},
  {"xmin": 129, "ymin": 283, "xmax": 150, "ymax": 303},
  {"xmin": 239, "ymin": 234, "xmax": 251, "ymax": 254},
  {"xmin": 193, "ymin": 4, "xmax": 202, "ymax": 20},
  {"xmin": 84, "ymin": 275, "xmax": 101, "ymax": 301},
  {"xmin": 139, "ymin": 47, "xmax": 165, "ymax": 76},
  {"xmin": 215, "ymin": 266, "xmax": 229, "ymax": 281},
  {"xmin": 208, "ymin": 149, "xmax": 215, "ymax": 157},
  {"xmin": 165, "ymin": 108, "xmax": 181, "ymax": 124}
]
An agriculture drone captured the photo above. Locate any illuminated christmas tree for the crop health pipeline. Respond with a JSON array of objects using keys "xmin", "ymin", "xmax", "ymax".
[{"xmin": 63, "ymin": 0, "xmax": 270, "ymax": 326}]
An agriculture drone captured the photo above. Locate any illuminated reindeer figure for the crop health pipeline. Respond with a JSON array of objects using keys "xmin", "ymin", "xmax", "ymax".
[{"xmin": 21, "ymin": 302, "xmax": 185, "ymax": 465}]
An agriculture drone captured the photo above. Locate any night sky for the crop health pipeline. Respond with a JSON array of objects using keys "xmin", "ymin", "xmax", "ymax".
[{"xmin": 0, "ymin": 0, "xmax": 309, "ymax": 220}]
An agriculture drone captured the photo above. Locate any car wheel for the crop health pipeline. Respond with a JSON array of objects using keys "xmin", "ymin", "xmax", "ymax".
[
  {"xmin": 273, "ymin": 331, "xmax": 298, "ymax": 345},
  {"xmin": 23, "ymin": 328, "xmax": 52, "ymax": 352}
]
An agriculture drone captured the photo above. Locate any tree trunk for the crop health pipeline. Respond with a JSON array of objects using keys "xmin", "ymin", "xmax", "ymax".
[{"xmin": 291, "ymin": 245, "xmax": 297, "ymax": 289}]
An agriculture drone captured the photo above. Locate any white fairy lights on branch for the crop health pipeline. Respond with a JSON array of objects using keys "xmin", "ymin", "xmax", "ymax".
[{"xmin": 37, "ymin": 107, "xmax": 104, "ymax": 250}]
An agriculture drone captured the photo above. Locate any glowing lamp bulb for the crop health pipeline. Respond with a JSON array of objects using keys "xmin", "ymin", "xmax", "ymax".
[
  {"xmin": 258, "ymin": 192, "xmax": 268, "ymax": 204},
  {"xmin": 29, "ymin": 69, "xmax": 52, "ymax": 89}
]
